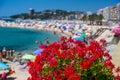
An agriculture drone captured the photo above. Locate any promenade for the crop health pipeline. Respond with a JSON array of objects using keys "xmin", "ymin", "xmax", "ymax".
[
  {"xmin": 96, "ymin": 26, "xmax": 120, "ymax": 68},
  {"xmin": 112, "ymin": 41, "xmax": 120, "ymax": 67}
]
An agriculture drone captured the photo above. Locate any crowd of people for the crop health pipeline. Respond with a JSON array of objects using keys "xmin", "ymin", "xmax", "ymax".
[
  {"xmin": 0, "ymin": 47, "xmax": 15, "ymax": 62},
  {"xmin": 0, "ymin": 48, "xmax": 16, "ymax": 80}
]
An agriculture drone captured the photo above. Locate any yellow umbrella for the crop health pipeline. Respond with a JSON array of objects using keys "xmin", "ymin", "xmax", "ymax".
[{"xmin": 22, "ymin": 54, "xmax": 35, "ymax": 60}]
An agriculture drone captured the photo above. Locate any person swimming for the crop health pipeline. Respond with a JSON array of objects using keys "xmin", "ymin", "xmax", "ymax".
[
  {"xmin": 35, "ymin": 40, "xmax": 39, "ymax": 44},
  {"xmin": 45, "ymin": 37, "xmax": 50, "ymax": 45}
]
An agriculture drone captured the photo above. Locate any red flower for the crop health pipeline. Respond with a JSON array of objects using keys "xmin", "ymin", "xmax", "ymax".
[
  {"xmin": 64, "ymin": 65, "xmax": 74, "ymax": 77},
  {"xmin": 60, "ymin": 36, "xmax": 67, "ymax": 41},
  {"xmin": 80, "ymin": 60, "xmax": 92, "ymax": 69},
  {"xmin": 49, "ymin": 57, "xmax": 57, "ymax": 68},
  {"xmin": 77, "ymin": 47, "xmax": 85, "ymax": 58},
  {"xmin": 103, "ymin": 52, "xmax": 112, "ymax": 60},
  {"xmin": 116, "ymin": 67, "xmax": 120, "ymax": 73},
  {"xmin": 27, "ymin": 77, "xmax": 31, "ymax": 80},
  {"xmin": 115, "ymin": 74, "xmax": 120, "ymax": 80},
  {"xmin": 54, "ymin": 69, "xmax": 63, "ymax": 78},
  {"xmin": 43, "ymin": 74, "xmax": 52, "ymax": 80},
  {"xmin": 100, "ymin": 38, "xmax": 106, "ymax": 43},
  {"xmin": 68, "ymin": 74, "xmax": 80, "ymax": 80},
  {"xmin": 27, "ymin": 36, "xmax": 116, "ymax": 80},
  {"xmin": 103, "ymin": 60, "xmax": 115, "ymax": 70},
  {"xmin": 58, "ymin": 52, "xmax": 66, "ymax": 59},
  {"xmin": 67, "ymin": 37, "xmax": 74, "ymax": 42},
  {"xmin": 36, "ymin": 77, "xmax": 42, "ymax": 80}
]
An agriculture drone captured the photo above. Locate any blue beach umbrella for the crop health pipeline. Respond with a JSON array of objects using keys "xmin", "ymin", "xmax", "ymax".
[
  {"xmin": 74, "ymin": 37, "xmax": 84, "ymax": 41},
  {"xmin": 33, "ymin": 49, "xmax": 43, "ymax": 55},
  {"xmin": 61, "ymin": 26, "xmax": 67, "ymax": 30},
  {"xmin": 0, "ymin": 62, "xmax": 10, "ymax": 69}
]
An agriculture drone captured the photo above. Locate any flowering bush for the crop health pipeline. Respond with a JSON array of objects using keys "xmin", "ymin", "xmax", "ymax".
[
  {"xmin": 112, "ymin": 23, "xmax": 120, "ymax": 37},
  {"xmin": 27, "ymin": 36, "xmax": 120, "ymax": 80}
]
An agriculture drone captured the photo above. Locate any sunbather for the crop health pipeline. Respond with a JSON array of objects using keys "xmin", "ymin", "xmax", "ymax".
[
  {"xmin": 0, "ymin": 72, "xmax": 6, "ymax": 80},
  {"xmin": 0, "ymin": 69, "xmax": 15, "ymax": 80}
]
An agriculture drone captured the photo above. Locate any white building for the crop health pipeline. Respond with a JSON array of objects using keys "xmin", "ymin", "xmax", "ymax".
[
  {"xmin": 97, "ymin": 9, "xmax": 103, "ymax": 15},
  {"xmin": 117, "ymin": 3, "xmax": 120, "ymax": 21},
  {"xmin": 29, "ymin": 8, "xmax": 35, "ymax": 15},
  {"xmin": 103, "ymin": 7, "xmax": 111, "ymax": 21},
  {"xmin": 109, "ymin": 6, "xmax": 118, "ymax": 20},
  {"xmin": 98, "ymin": 3, "xmax": 120, "ymax": 21}
]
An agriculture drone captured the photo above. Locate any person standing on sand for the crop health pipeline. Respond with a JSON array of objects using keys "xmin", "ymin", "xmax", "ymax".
[
  {"xmin": 2, "ymin": 47, "xmax": 6, "ymax": 58},
  {"xmin": 0, "ymin": 51, "xmax": 2, "ymax": 62},
  {"xmin": 11, "ymin": 49, "xmax": 15, "ymax": 57},
  {"xmin": 12, "ymin": 52, "xmax": 22, "ymax": 62}
]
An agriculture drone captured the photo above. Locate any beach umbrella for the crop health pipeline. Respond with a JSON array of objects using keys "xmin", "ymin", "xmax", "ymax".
[
  {"xmin": 73, "ymin": 35, "xmax": 80, "ymax": 38},
  {"xmin": 33, "ymin": 49, "xmax": 43, "ymax": 55},
  {"xmin": 83, "ymin": 24, "xmax": 89, "ymax": 28},
  {"xmin": 77, "ymin": 29, "xmax": 83, "ymax": 33},
  {"xmin": 81, "ymin": 33, "xmax": 87, "ymax": 38},
  {"xmin": 81, "ymin": 27, "xmax": 87, "ymax": 31},
  {"xmin": 22, "ymin": 54, "xmax": 35, "ymax": 60},
  {"xmin": 86, "ymin": 33, "xmax": 91, "ymax": 36},
  {"xmin": 74, "ymin": 25, "xmax": 80, "ymax": 30},
  {"xmin": 74, "ymin": 37, "xmax": 84, "ymax": 41},
  {"xmin": 74, "ymin": 31, "xmax": 81, "ymax": 35},
  {"xmin": 61, "ymin": 26, "xmax": 67, "ymax": 30},
  {"xmin": 0, "ymin": 62, "xmax": 10, "ymax": 69},
  {"xmin": 68, "ymin": 27, "xmax": 74, "ymax": 32}
]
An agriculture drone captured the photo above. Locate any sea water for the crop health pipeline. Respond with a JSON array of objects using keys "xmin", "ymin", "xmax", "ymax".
[{"xmin": 0, "ymin": 27, "xmax": 60, "ymax": 53}]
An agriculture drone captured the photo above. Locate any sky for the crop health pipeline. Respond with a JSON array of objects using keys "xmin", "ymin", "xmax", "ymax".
[{"xmin": 0, "ymin": 0, "xmax": 119, "ymax": 17}]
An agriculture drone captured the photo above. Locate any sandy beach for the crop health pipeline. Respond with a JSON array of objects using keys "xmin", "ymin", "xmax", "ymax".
[
  {"xmin": 0, "ymin": 20, "xmax": 118, "ymax": 80},
  {"xmin": 0, "ymin": 59, "xmax": 30, "ymax": 80}
]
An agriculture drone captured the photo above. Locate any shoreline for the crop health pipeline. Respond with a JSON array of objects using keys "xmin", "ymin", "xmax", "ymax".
[
  {"xmin": 0, "ymin": 20, "xmax": 112, "ymax": 38},
  {"xmin": 0, "ymin": 23, "xmax": 73, "ymax": 38},
  {"xmin": 0, "ymin": 24, "xmax": 72, "ymax": 54}
]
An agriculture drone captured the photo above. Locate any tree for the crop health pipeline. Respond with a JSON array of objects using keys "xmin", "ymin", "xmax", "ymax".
[
  {"xmin": 10, "ymin": 9, "xmax": 85, "ymax": 20},
  {"xmin": 81, "ymin": 15, "xmax": 87, "ymax": 22},
  {"xmin": 97, "ymin": 14, "xmax": 103, "ymax": 25},
  {"xmin": 88, "ymin": 15, "xmax": 94, "ymax": 25},
  {"xmin": 88, "ymin": 14, "xmax": 103, "ymax": 25}
]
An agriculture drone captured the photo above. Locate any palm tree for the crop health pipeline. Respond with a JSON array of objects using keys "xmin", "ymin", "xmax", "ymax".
[
  {"xmin": 88, "ymin": 15, "xmax": 94, "ymax": 25},
  {"xmin": 88, "ymin": 14, "xmax": 97, "ymax": 25},
  {"xmin": 81, "ymin": 15, "xmax": 87, "ymax": 22},
  {"xmin": 97, "ymin": 14, "xmax": 103, "ymax": 25}
]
